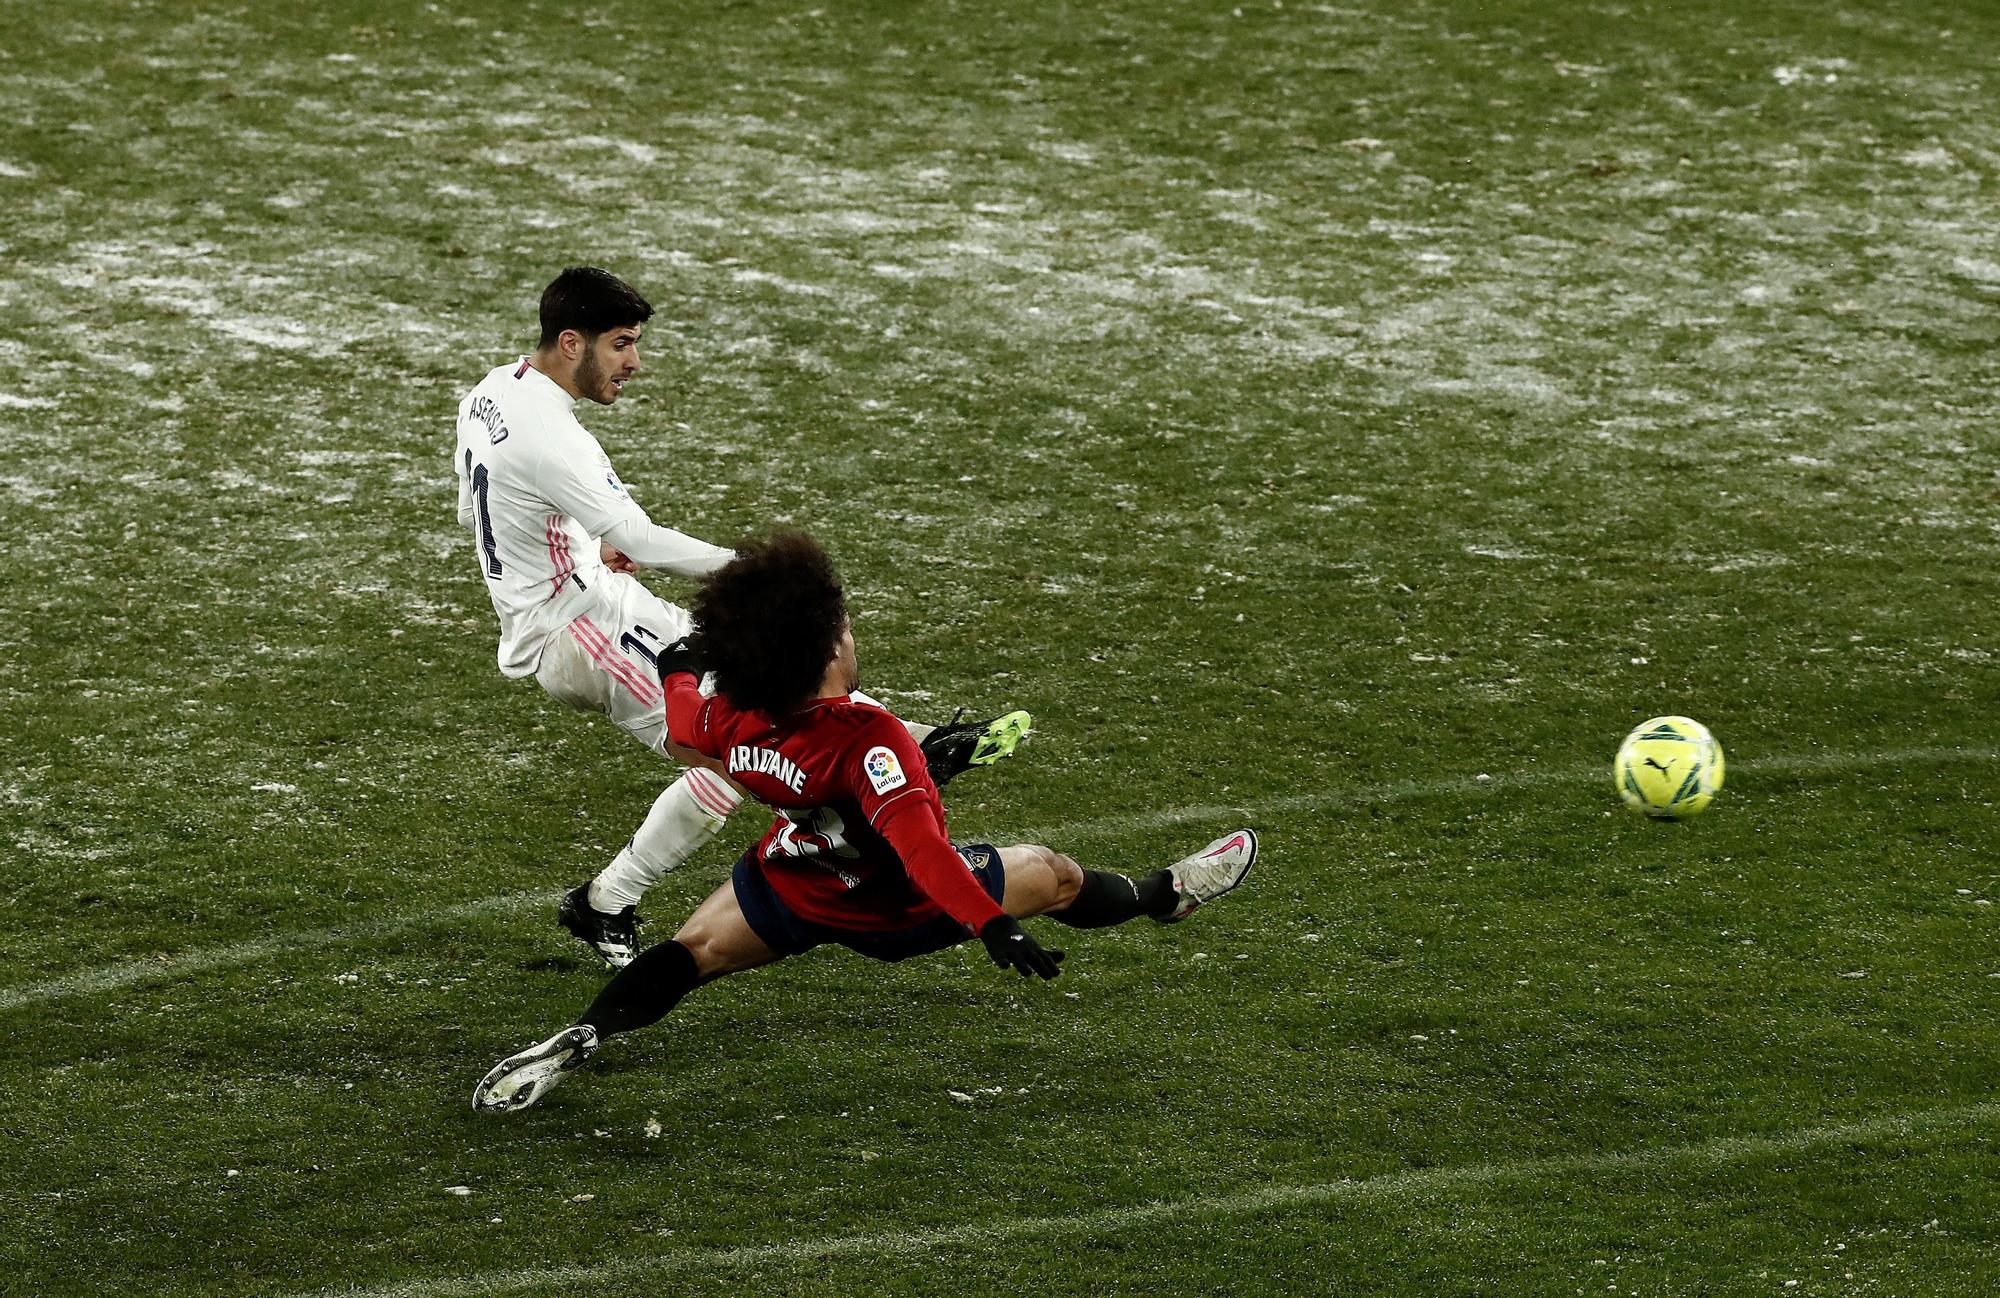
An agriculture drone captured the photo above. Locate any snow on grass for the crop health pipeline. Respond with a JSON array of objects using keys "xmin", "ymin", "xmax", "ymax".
[
  {"xmin": 123, "ymin": 276, "xmax": 319, "ymax": 352},
  {"xmin": 1897, "ymin": 146, "xmax": 1958, "ymax": 169},
  {"xmin": 0, "ymin": 473, "xmax": 59, "ymax": 500}
]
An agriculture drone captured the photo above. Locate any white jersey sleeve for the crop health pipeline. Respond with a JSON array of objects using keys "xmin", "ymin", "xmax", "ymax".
[
  {"xmin": 601, "ymin": 514, "xmax": 734, "ymax": 579},
  {"xmin": 526, "ymin": 428, "xmax": 647, "ymax": 539},
  {"xmin": 529, "ymin": 440, "xmax": 733, "ymax": 578},
  {"xmin": 452, "ymin": 358, "xmax": 728, "ymax": 676},
  {"xmin": 454, "ymin": 452, "xmax": 476, "ymax": 530}
]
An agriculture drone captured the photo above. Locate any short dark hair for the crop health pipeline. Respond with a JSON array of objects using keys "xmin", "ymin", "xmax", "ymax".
[
  {"xmin": 693, "ymin": 530, "xmax": 847, "ymax": 718},
  {"xmin": 537, "ymin": 267, "xmax": 653, "ymax": 347}
]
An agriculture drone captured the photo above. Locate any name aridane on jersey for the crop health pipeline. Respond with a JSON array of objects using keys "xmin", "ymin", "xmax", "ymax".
[
  {"xmin": 452, "ymin": 359, "xmax": 733, "ymax": 677},
  {"xmin": 727, "ymin": 744, "xmax": 808, "ymax": 794},
  {"xmin": 668, "ymin": 685, "xmax": 1006, "ymax": 936}
]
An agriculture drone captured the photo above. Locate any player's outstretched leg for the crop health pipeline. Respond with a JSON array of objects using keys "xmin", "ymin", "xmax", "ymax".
[
  {"xmin": 472, "ymin": 1025, "xmax": 600, "ymax": 1113},
  {"xmin": 1157, "ymin": 828, "xmax": 1257, "ymax": 923},
  {"xmin": 918, "ymin": 710, "xmax": 1033, "ymax": 787},
  {"xmin": 1011, "ymin": 831, "xmax": 1256, "ymax": 931},
  {"xmin": 564, "ymin": 769, "xmax": 743, "ymax": 967},
  {"xmin": 479, "ymin": 880, "xmax": 781, "ymax": 1114}
]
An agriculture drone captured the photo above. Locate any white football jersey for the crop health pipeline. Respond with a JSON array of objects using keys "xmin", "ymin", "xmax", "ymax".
[{"xmin": 453, "ymin": 359, "xmax": 729, "ymax": 677}]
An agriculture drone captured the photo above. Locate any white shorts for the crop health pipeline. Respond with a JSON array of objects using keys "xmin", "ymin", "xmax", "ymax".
[{"xmin": 532, "ymin": 571, "xmax": 694, "ymax": 757}]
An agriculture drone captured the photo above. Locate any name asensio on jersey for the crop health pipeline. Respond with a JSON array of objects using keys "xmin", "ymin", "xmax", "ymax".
[
  {"xmin": 468, "ymin": 396, "xmax": 509, "ymax": 444},
  {"xmin": 728, "ymin": 745, "xmax": 808, "ymax": 793}
]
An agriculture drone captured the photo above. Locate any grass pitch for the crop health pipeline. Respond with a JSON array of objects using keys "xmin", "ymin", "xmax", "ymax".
[{"xmin": 1, "ymin": 1, "xmax": 1995, "ymax": 1294}]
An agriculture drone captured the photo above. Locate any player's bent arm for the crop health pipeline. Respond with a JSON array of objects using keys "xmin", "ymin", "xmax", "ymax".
[
  {"xmin": 599, "ymin": 514, "xmax": 734, "ymax": 579},
  {"xmin": 599, "ymin": 541, "xmax": 640, "ymax": 574},
  {"xmin": 661, "ymin": 670, "xmax": 713, "ymax": 755},
  {"xmin": 665, "ymin": 738, "xmax": 737, "ymax": 780},
  {"xmin": 659, "ymin": 674, "xmax": 742, "ymax": 786},
  {"xmin": 453, "ymin": 453, "xmax": 475, "ymax": 530},
  {"xmin": 873, "ymin": 795, "xmax": 1007, "ymax": 932},
  {"xmin": 525, "ymin": 431, "xmax": 733, "ymax": 578}
]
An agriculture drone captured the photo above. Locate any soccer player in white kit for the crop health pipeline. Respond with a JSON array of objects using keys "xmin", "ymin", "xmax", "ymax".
[{"xmin": 454, "ymin": 268, "xmax": 1030, "ymax": 968}]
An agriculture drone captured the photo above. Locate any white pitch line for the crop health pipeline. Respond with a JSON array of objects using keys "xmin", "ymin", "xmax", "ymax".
[
  {"xmin": 298, "ymin": 1098, "xmax": 2000, "ymax": 1298},
  {"xmin": 0, "ymin": 890, "xmax": 557, "ymax": 1014},
  {"xmin": 1016, "ymin": 743, "xmax": 2000, "ymax": 842},
  {"xmin": 4, "ymin": 745, "xmax": 1994, "ymax": 1014}
]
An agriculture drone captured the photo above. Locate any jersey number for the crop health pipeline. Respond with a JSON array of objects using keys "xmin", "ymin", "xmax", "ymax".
[
  {"xmin": 466, "ymin": 452, "xmax": 502, "ymax": 578},
  {"xmin": 619, "ymin": 623, "xmax": 662, "ymax": 669},
  {"xmin": 771, "ymin": 806, "xmax": 860, "ymax": 861}
]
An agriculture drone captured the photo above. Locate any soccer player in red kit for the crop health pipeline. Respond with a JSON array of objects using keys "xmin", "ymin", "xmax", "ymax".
[{"xmin": 474, "ymin": 530, "xmax": 1257, "ymax": 1113}]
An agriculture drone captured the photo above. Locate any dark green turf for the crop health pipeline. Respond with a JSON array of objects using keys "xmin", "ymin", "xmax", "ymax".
[{"xmin": 2, "ymin": 1, "xmax": 1995, "ymax": 1294}]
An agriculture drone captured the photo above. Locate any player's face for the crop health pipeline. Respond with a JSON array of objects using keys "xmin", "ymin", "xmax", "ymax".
[
  {"xmin": 831, "ymin": 620, "xmax": 859, "ymax": 694},
  {"xmin": 574, "ymin": 325, "xmax": 643, "ymax": 405}
]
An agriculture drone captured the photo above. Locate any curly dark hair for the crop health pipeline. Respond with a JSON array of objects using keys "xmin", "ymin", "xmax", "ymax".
[{"xmin": 692, "ymin": 529, "xmax": 847, "ymax": 718}]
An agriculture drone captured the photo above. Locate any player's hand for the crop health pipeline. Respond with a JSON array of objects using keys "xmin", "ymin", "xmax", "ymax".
[
  {"xmin": 979, "ymin": 916, "xmax": 1065, "ymax": 980},
  {"xmin": 600, "ymin": 541, "xmax": 640, "ymax": 574},
  {"xmin": 655, "ymin": 636, "xmax": 703, "ymax": 683}
]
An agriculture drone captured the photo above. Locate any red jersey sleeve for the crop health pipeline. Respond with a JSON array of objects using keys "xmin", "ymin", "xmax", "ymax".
[
  {"xmin": 663, "ymin": 671, "xmax": 724, "ymax": 760},
  {"xmin": 851, "ymin": 715, "xmax": 1006, "ymax": 932}
]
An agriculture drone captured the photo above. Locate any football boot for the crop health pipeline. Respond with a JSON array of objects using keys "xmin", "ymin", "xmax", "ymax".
[
  {"xmin": 919, "ymin": 710, "xmax": 1033, "ymax": 787},
  {"xmin": 1157, "ymin": 828, "xmax": 1258, "ymax": 923},
  {"xmin": 558, "ymin": 884, "xmax": 643, "ymax": 969},
  {"xmin": 472, "ymin": 1024, "xmax": 600, "ymax": 1114}
]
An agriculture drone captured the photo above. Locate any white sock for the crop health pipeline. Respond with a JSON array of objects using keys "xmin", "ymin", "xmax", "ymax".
[{"xmin": 589, "ymin": 769, "xmax": 742, "ymax": 911}]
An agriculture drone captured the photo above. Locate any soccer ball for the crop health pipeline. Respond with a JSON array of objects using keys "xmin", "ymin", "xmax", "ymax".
[{"xmin": 1615, "ymin": 716, "xmax": 1725, "ymax": 819}]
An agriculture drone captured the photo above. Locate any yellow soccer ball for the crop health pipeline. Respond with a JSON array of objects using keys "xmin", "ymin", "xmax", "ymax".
[{"xmin": 1614, "ymin": 716, "xmax": 1725, "ymax": 819}]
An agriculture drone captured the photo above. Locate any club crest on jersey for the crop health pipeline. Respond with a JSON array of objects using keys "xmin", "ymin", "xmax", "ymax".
[{"xmin": 863, "ymin": 746, "xmax": 906, "ymax": 795}]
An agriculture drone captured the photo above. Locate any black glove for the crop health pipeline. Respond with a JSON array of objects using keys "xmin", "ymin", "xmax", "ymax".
[
  {"xmin": 979, "ymin": 915, "xmax": 1065, "ymax": 980},
  {"xmin": 655, "ymin": 635, "xmax": 703, "ymax": 683}
]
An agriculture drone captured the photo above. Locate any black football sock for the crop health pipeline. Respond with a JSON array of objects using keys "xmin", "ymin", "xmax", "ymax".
[
  {"xmin": 1134, "ymin": 867, "xmax": 1177, "ymax": 918},
  {"xmin": 577, "ymin": 940, "xmax": 701, "ymax": 1037},
  {"xmin": 1049, "ymin": 868, "xmax": 1176, "ymax": 928}
]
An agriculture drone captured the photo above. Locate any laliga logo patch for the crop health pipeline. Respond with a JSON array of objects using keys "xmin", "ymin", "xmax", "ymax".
[
  {"xmin": 863, "ymin": 746, "xmax": 906, "ymax": 795},
  {"xmin": 606, "ymin": 471, "xmax": 628, "ymax": 497}
]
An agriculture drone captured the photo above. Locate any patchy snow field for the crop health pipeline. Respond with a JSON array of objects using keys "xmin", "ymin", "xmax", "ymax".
[{"xmin": 0, "ymin": 2, "xmax": 1994, "ymax": 1296}]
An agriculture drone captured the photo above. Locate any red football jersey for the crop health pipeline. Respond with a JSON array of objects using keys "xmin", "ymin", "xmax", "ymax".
[{"xmin": 664, "ymin": 675, "xmax": 1007, "ymax": 934}]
